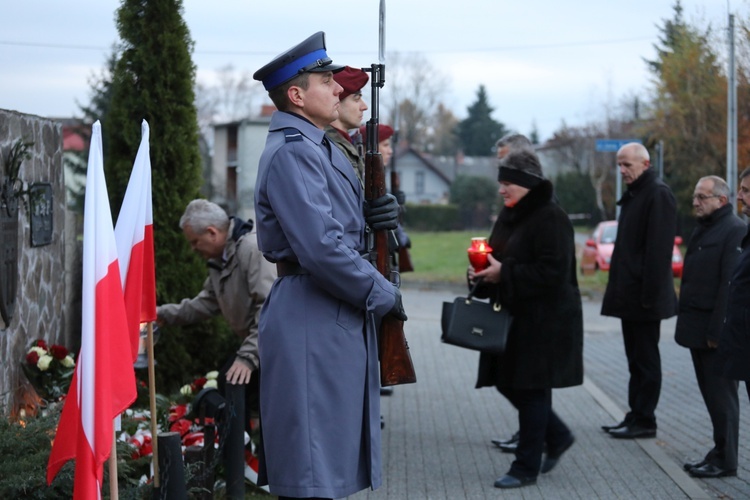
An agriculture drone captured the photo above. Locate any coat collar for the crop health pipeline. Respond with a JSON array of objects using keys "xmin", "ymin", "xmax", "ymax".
[
  {"xmin": 269, "ymin": 111, "xmax": 360, "ymax": 193},
  {"xmin": 697, "ymin": 203, "xmax": 733, "ymax": 227},
  {"xmin": 618, "ymin": 169, "xmax": 655, "ymax": 205},
  {"xmin": 498, "ymin": 179, "xmax": 554, "ymax": 225}
]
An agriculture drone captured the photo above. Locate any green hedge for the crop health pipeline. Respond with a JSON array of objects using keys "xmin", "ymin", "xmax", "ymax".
[{"xmin": 402, "ymin": 204, "xmax": 461, "ymax": 231}]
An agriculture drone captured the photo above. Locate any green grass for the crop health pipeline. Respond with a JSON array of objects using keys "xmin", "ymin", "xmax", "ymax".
[
  {"xmin": 399, "ymin": 229, "xmax": 673, "ymax": 298},
  {"xmin": 402, "ymin": 230, "xmax": 489, "ymax": 285}
]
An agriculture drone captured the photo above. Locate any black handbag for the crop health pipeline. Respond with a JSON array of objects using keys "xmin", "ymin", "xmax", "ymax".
[{"xmin": 441, "ymin": 279, "xmax": 512, "ymax": 354}]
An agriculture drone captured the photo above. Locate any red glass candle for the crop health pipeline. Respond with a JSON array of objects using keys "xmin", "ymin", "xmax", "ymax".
[{"xmin": 467, "ymin": 237, "xmax": 493, "ymax": 272}]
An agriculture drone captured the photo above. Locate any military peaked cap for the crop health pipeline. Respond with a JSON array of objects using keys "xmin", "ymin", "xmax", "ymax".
[{"xmin": 253, "ymin": 31, "xmax": 344, "ymax": 91}]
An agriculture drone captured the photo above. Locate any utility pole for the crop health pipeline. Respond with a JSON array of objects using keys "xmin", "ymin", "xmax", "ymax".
[{"xmin": 727, "ymin": 13, "xmax": 738, "ymax": 205}]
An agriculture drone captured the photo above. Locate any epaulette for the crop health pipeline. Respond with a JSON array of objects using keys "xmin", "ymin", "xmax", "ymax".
[{"xmin": 283, "ymin": 128, "xmax": 303, "ymax": 142}]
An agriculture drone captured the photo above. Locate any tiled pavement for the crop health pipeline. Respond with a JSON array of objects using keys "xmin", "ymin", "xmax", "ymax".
[{"xmin": 347, "ymin": 285, "xmax": 750, "ymax": 499}]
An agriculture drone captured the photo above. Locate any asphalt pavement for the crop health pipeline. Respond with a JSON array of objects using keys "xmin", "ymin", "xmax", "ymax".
[{"xmin": 347, "ymin": 284, "xmax": 750, "ymax": 500}]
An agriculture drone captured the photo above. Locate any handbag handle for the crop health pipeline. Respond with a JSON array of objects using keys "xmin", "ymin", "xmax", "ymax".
[{"xmin": 467, "ymin": 277, "xmax": 503, "ymax": 312}]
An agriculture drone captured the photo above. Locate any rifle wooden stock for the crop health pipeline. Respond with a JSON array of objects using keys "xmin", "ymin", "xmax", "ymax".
[
  {"xmin": 390, "ymin": 168, "xmax": 414, "ymax": 272},
  {"xmin": 365, "ymin": 151, "xmax": 416, "ymax": 386}
]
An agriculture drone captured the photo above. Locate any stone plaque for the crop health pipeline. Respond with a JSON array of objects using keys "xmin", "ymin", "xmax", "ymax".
[{"xmin": 30, "ymin": 182, "xmax": 53, "ymax": 247}]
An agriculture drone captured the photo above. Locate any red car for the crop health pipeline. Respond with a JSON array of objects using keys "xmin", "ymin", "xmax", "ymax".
[{"xmin": 580, "ymin": 221, "xmax": 683, "ymax": 277}]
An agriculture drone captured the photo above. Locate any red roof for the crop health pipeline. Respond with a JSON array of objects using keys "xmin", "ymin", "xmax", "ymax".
[{"xmin": 62, "ymin": 126, "xmax": 87, "ymax": 152}]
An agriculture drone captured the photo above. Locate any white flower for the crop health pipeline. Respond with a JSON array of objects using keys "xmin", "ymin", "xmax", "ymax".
[
  {"xmin": 37, "ymin": 354, "xmax": 53, "ymax": 371},
  {"xmin": 30, "ymin": 346, "xmax": 47, "ymax": 357},
  {"xmin": 61, "ymin": 355, "xmax": 75, "ymax": 368},
  {"xmin": 205, "ymin": 371, "xmax": 219, "ymax": 380},
  {"xmin": 180, "ymin": 384, "xmax": 193, "ymax": 396},
  {"xmin": 204, "ymin": 379, "xmax": 218, "ymax": 389}
]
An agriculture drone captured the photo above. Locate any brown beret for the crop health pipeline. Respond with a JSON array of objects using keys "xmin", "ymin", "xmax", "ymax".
[{"xmin": 334, "ymin": 66, "xmax": 369, "ymax": 100}]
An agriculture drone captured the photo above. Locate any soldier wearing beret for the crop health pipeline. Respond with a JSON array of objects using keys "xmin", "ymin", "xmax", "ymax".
[
  {"xmin": 252, "ymin": 32, "xmax": 406, "ymax": 500},
  {"xmin": 326, "ymin": 66, "xmax": 369, "ymax": 182}
]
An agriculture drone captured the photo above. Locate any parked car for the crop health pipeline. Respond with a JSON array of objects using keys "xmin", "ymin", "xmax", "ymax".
[{"xmin": 580, "ymin": 220, "xmax": 683, "ymax": 277}]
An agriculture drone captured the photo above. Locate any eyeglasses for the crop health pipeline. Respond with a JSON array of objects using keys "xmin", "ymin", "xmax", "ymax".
[{"xmin": 692, "ymin": 194, "xmax": 721, "ymax": 201}]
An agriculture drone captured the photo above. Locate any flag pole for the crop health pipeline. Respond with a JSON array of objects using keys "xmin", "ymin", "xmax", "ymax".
[
  {"xmin": 109, "ymin": 427, "xmax": 119, "ymax": 500},
  {"xmin": 147, "ymin": 322, "xmax": 160, "ymax": 487}
]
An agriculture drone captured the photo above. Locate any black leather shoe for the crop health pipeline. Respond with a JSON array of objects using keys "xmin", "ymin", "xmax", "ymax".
[
  {"xmin": 541, "ymin": 435, "xmax": 575, "ymax": 474},
  {"xmin": 494, "ymin": 473, "xmax": 537, "ymax": 489},
  {"xmin": 608, "ymin": 425, "xmax": 656, "ymax": 439},
  {"xmin": 491, "ymin": 431, "xmax": 519, "ymax": 452},
  {"xmin": 601, "ymin": 420, "xmax": 627, "ymax": 433},
  {"xmin": 683, "ymin": 459, "xmax": 706, "ymax": 471},
  {"xmin": 689, "ymin": 463, "xmax": 737, "ymax": 478}
]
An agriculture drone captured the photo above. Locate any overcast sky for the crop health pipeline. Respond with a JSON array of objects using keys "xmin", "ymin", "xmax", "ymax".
[{"xmin": 0, "ymin": 0, "xmax": 742, "ymax": 142}]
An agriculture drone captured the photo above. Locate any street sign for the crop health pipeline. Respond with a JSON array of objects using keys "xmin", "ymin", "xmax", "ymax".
[{"xmin": 595, "ymin": 138, "xmax": 641, "ymax": 152}]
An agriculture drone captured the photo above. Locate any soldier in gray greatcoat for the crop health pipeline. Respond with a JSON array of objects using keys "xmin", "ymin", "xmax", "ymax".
[{"xmin": 252, "ymin": 32, "xmax": 404, "ymax": 500}]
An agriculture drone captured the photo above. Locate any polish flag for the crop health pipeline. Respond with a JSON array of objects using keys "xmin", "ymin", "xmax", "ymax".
[
  {"xmin": 47, "ymin": 121, "xmax": 137, "ymax": 498},
  {"xmin": 114, "ymin": 119, "xmax": 157, "ymax": 362}
]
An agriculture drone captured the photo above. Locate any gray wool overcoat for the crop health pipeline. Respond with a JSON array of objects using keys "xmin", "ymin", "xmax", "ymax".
[{"xmin": 253, "ymin": 111, "xmax": 397, "ymax": 499}]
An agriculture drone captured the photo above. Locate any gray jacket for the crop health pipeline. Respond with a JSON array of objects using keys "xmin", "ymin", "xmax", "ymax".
[{"xmin": 157, "ymin": 219, "xmax": 276, "ymax": 370}]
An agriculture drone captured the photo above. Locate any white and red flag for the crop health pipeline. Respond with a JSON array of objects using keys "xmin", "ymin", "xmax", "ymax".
[
  {"xmin": 114, "ymin": 119, "xmax": 157, "ymax": 362},
  {"xmin": 47, "ymin": 121, "xmax": 137, "ymax": 498}
]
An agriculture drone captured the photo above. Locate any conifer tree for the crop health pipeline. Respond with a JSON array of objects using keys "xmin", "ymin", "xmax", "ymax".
[
  {"xmin": 643, "ymin": 1, "xmax": 726, "ymax": 221},
  {"xmin": 456, "ymin": 85, "xmax": 507, "ymax": 156},
  {"xmin": 106, "ymin": 0, "xmax": 234, "ymax": 392}
]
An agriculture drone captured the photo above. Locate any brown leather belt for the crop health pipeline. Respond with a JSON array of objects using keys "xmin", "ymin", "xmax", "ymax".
[{"xmin": 276, "ymin": 261, "xmax": 310, "ymax": 277}]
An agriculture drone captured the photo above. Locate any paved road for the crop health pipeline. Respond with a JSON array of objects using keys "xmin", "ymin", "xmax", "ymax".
[{"xmin": 347, "ymin": 284, "xmax": 750, "ymax": 500}]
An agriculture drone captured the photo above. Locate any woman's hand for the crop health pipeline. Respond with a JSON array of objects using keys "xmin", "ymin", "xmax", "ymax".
[
  {"xmin": 474, "ymin": 254, "xmax": 502, "ymax": 283},
  {"xmin": 467, "ymin": 265, "xmax": 477, "ymax": 284}
]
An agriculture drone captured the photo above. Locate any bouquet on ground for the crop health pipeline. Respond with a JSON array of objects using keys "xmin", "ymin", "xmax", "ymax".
[{"xmin": 21, "ymin": 339, "xmax": 76, "ymax": 402}]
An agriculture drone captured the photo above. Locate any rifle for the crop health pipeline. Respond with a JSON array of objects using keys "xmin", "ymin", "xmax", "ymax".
[
  {"xmin": 364, "ymin": 0, "xmax": 416, "ymax": 387},
  {"xmin": 389, "ymin": 120, "xmax": 414, "ymax": 272}
]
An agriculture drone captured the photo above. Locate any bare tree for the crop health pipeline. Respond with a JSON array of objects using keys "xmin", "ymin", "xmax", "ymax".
[
  {"xmin": 382, "ymin": 52, "xmax": 449, "ymax": 150},
  {"xmin": 194, "ymin": 64, "xmax": 263, "ymax": 147}
]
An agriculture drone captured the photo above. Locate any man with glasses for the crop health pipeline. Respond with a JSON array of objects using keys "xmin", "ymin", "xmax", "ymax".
[{"xmin": 676, "ymin": 176, "xmax": 744, "ymax": 478}]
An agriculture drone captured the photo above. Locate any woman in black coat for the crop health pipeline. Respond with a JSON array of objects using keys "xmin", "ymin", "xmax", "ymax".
[{"xmin": 471, "ymin": 150, "xmax": 584, "ymax": 489}]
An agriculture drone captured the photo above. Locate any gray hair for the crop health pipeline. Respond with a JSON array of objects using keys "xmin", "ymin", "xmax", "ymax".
[
  {"xmin": 495, "ymin": 133, "xmax": 533, "ymax": 151},
  {"xmin": 500, "ymin": 149, "xmax": 544, "ymax": 178},
  {"xmin": 699, "ymin": 175, "xmax": 730, "ymax": 198},
  {"xmin": 179, "ymin": 199, "xmax": 230, "ymax": 233}
]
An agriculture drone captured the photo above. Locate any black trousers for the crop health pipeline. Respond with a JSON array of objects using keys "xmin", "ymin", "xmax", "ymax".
[
  {"xmin": 691, "ymin": 348, "xmax": 739, "ymax": 470},
  {"xmin": 621, "ymin": 319, "xmax": 661, "ymax": 428},
  {"xmin": 498, "ymin": 387, "xmax": 572, "ymax": 478}
]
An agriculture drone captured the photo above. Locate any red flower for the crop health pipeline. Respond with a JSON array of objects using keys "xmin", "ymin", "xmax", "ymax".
[
  {"xmin": 35, "ymin": 339, "xmax": 48, "ymax": 350},
  {"xmin": 168, "ymin": 404, "xmax": 188, "ymax": 422},
  {"xmin": 26, "ymin": 351, "xmax": 40, "ymax": 365},
  {"xmin": 191, "ymin": 377, "xmax": 207, "ymax": 393},
  {"xmin": 49, "ymin": 344, "xmax": 69, "ymax": 360},
  {"xmin": 170, "ymin": 418, "xmax": 192, "ymax": 437}
]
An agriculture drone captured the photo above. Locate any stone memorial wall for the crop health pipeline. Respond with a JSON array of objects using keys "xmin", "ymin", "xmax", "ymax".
[{"xmin": 0, "ymin": 109, "xmax": 69, "ymax": 415}]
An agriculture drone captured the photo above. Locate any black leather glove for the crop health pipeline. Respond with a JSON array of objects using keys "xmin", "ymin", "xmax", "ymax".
[
  {"xmin": 388, "ymin": 288, "xmax": 407, "ymax": 321},
  {"xmin": 364, "ymin": 193, "xmax": 399, "ymax": 231},
  {"xmin": 393, "ymin": 189, "xmax": 406, "ymax": 205}
]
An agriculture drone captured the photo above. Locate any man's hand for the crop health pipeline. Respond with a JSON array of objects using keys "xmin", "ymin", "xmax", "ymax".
[
  {"xmin": 388, "ymin": 288, "xmax": 407, "ymax": 321},
  {"xmin": 393, "ymin": 189, "xmax": 406, "ymax": 205},
  {"xmin": 226, "ymin": 358, "xmax": 253, "ymax": 385},
  {"xmin": 365, "ymin": 193, "xmax": 399, "ymax": 230}
]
